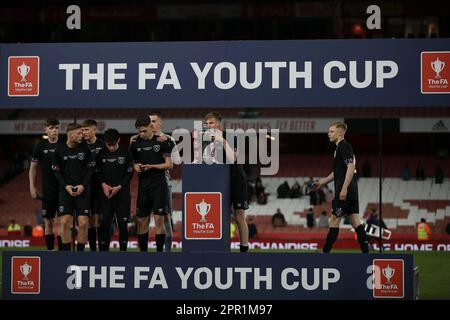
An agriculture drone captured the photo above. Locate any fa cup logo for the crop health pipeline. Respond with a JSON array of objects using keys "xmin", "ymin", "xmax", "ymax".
[
  {"xmin": 431, "ymin": 57, "xmax": 445, "ymax": 79},
  {"xmin": 17, "ymin": 62, "xmax": 31, "ymax": 82},
  {"xmin": 382, "ymin": 265, "xmax": 395, "ymax": 285},
  {"xmin": 195, "ymin": 198, "xmax": 211, "ymax": 222},
  {"xmin": 20, "ymin": 261, "xmax": 32, "ymax": 280}
]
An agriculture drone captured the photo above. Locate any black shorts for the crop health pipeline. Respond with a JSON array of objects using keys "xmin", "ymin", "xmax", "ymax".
[
  {"xmin": 167, "ymin": 184, "xmax": 173, "ymax": 214},
  {"xmin": 100, "ymin": 195, "xmax": 130, "ymax": 223},
  {"xmin": 136, "ymin": 183, "xmax": 169, "ymax": 217},
  {"xmin": 58, "ymin": 187, "xmax": 91, "ymax": 217},
  {"xmin": 41, "ymin": 189, "xmax": 59, "ymax": 219},
  {"xmin": 332, "ymin": 199, "xmax": 359, "ymax": 217},
  {"xmin": 90, "ymin": 193, "xmax": 103, "ymax": 215},
  {"xmin": 230, "ymin": 173, "xmax": 249, "ymax": 211}
]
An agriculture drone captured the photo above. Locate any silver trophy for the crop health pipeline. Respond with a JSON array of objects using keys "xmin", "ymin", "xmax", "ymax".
[
  {"xmin": 17, "ymin": 62, "xmax": 31, "ymax": 82},
  {"xmin": 20, "ymin": 262, "xmax": 32, "ymax": 280},
  {"xmin": 382, "ymin": 265, "xmax": 395, "ymax": 285},
  {"xmin": 202, "ymin": 128, "xmax": 219, "ymax": 163},
  {"xmin": 195, "ymin": 198, "xmax": 211, "ymax": 222},
  {"xmin": 431, "ymin": 57, "xmax": 445, "ymax": 79}
]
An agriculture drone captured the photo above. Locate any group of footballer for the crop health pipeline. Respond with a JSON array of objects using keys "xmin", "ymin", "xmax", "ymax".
[{"xmin": 29, "ymin": 111, "xmax": 368, "ymax": 253}]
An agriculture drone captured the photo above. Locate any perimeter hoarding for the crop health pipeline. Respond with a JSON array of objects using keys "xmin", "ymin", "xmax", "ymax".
[{"xmin": 2, "ymin": 251, "xmax": 414, "ymax": 300}]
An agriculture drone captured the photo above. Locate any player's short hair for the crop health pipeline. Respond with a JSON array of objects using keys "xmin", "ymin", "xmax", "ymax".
[
  {"xmin": 103, "ymin": 128, "xmax": 120, "ymax": 144},
  {"xmin": 148, "ymin": 111, "xmax": 162, "ymax": 120},
  {"xmin": 81, "ymin": 119, "xmax": 97, "ymax": 127},
  {"xmin": 135, "ymin": 115, "xmax": 151, "ymax": 128},
  {"xmin": 204, "ymin": 112, "xmax": 222, "ymax": 122},
  {"xmin": 44, "ymin": 119, "xmax": 59, "ymax": 127},
  {"xmin": 330, "ymin": 121, "xmax": 347, "ymax": 132},
  {"xmin": 66, "ymin": 123, "xmax": 81, "ymax": 133}
]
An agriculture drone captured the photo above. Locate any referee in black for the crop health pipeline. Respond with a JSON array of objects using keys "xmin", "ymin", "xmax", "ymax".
[
  {"xmin": 96, "ymin": 129, "xmax": 133, "ymax": 251},
  {"xmin": 130, "ymin": 115, "xmax": 173, "ymax": 252},
  {"xmin": 312, "ymin": 122, "xmax": 369, "ymax": 253},
  {"xmin": 52, "ymin": 123, "xmax": 95, "ymax": 251},
  {"xmin": 29, "ymin": 119, "xmax": 63, "ymax": 250}
]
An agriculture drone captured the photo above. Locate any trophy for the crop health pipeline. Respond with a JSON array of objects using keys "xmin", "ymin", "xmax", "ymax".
[
  {"xmin": 20, "ymin": 262, "xmax": 32, "ymax": 280},
  {"xmin": 17, "ymin": 62, "xmax": 30, "ymax": 82},
  {"xmin": 431, "ymin": 57, "xmax": 445, "ymax": 79},
  {"xmin": 196, "ymin": 198, "xmax": 211, "ymax": 222},
  {"xmin": 382, "ymin": 265, "xmax": 395, "ymax": 285},
  {"xmin": 201, "ymin": 127, "xmax": 218, "ymax": 163}
]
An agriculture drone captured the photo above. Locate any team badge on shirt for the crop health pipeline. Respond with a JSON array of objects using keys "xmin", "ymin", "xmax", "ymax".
[
  {"xmin": 153, "ymin": 145, "xmax": 160, "ymax": 152},
  {"xmin": 77, "ymin": 153, "xmax": 85, "ymax": 160},
  {"xmin": 118, "ymin": 157, "xmax": 125, "ymax": 164}
]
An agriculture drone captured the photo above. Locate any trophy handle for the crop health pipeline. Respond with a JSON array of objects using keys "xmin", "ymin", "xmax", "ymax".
[
  {"xmin": 195, "ymin": 203, "xmax": 201, "ymax": 214},
  {"xmin": 206, "ymin": 203, "xmax": 211, "ymax": 214}
]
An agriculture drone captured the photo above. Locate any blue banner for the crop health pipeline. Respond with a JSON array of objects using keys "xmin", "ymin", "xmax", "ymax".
[
  {"xmin": 1, "ymin": 39, "xmax": 449, "ymax": 108},
  {"xmin": 2, "ymin": 251, "xmax": 414, "ymax": 300}
]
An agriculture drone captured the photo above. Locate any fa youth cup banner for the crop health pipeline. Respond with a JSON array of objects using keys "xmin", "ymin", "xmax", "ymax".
[
  {"xmin": 3, "ymin": 252, "xmax": 414, "ymax": 300},
  {"xmin": 0, "ymin": 39, "xmax": 449, "ymax": 108}
]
